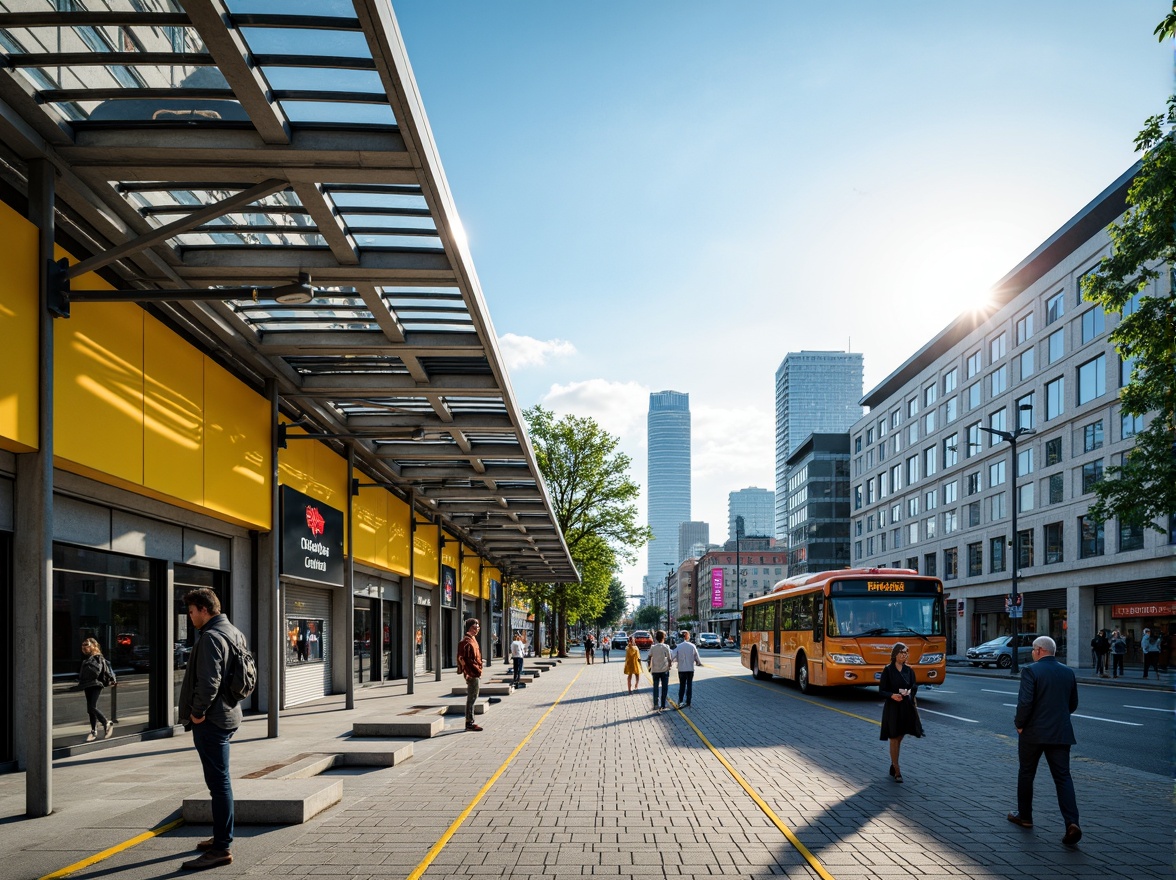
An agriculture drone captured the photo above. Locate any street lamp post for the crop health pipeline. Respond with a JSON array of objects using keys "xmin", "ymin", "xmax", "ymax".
[
  {"xmin": 979, "ymin": 405, "xmax": 1035, "ymax": 675},
  {"xmin": 662, "ymin": 562, "xmax": 675, "ymax": 634},
  {"xmin": 734, "ymin": 516, "xmax": 744, "ymax": 644}
]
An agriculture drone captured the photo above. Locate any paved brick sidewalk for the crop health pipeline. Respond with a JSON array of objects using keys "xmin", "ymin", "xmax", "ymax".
[{"xmin": 1, "ymin": 656, "xmax": 1171, "ymax": 879}]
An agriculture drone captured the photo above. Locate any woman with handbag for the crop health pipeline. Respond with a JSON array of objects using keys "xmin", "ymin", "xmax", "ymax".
[
  {"xmin": 78, "ymin": 638, "xmax": 115, "ymax": 741},
  {"xmin": 878, "ymin": 642, "xmax": 923, "ymax": 783}
]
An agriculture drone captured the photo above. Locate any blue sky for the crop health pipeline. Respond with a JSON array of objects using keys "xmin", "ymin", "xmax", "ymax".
[{"xmin": 392, "ymin": 1, "xmax": 1172, "ymax": 594}]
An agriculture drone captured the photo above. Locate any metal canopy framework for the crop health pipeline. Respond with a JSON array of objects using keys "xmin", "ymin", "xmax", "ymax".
[{"xmin": 0, "ymin": 0, "xmax": 577, "ymax": 583}]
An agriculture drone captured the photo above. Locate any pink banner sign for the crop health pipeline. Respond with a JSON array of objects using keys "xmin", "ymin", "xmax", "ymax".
[{"xmin": 711, "ymin": 568, "xmax": 725, "ymax": 608}]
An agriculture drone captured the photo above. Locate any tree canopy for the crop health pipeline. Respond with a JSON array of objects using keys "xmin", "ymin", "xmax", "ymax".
[
  {"xmin": 523, "ymin": 405, "xmax": 652, "ymax": 652},
  {"xmin": 1081, "ymin": 94, "xmax": 1175, "ymax": 529}
]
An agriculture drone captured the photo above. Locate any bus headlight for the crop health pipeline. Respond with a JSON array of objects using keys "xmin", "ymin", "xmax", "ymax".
[
  {"xmin": 917, "ymin": 653, "xmax": 944, "ymax": 664},
  {"xmin": 828, "ymin": 653, "xmax": 866, "ymax": 665}
]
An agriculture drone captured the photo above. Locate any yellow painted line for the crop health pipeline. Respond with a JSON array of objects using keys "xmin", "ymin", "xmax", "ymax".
[
  {"xmin": 671, "ymin": 705, "xmax": 837, "ymax": 880},
  {"xmin": 407, "ymin": 665, "xmax": 586, "ymax": 880},
  {"xmin": 38, "ymin": 817, "xmax": 186, "ymax": 880}
]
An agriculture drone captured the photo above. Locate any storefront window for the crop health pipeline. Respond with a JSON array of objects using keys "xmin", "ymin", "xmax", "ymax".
[
  {"xmin": 286, "ymin": 618, "xmax": 326, "ymax": 663},
  {"xmin": 174, "ymin": 565, "xmax": 228, "ymax": 720},
  {"xmin": 52, "ymin": 545, "xmax": 155, "ymax": 747}
]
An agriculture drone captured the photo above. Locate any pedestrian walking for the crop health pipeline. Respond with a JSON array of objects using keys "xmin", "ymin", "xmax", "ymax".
[
  {"xmin": 647, "ymin": 630, "xmax": 673, "ymax": 712},
  {"xmin": 878, "ymin": 642, "xmax": 923, "ymax": 783},
  {"xmin": 584, "ymin": 632, "xmax": 595, "ymax": 664},
  {"xmin": 671, "ymin": 631, "xmax": 702, "ymax": 707},
  {"xmin": 78, "ymin": 638, "xmax": 115, "ymax": 742},
  {"xmin": 1140, "ymin": 628, "xmax": 1161, "ymax": 680},
  {"xmin": 1109, "ymin": 629, "xmax": 1127, "ymax": 678},
  {"xmin": 509, "ymin": 631, "xmax": 526, "ymax": 686},
  {"xmin": 1090, "ymin": 629, "xmax": 1110, "ymax": 677},
  {"xmin": 1007, "ymin": 635, "xmax": 1082, "ymax": 847},
  {"xmin": 457, "ymin": 618, "xmax": 484, "ymax": 731},
  {"xmin": 178, "ymin": 587, "xmax": 248, "ymax": 871},
  {"xmin": 601, "ymin": 635, "xmax": 611, "ymax": 663},
  {"xmin": 623, "ymin": 638, "xmax": 641, "ymax": 693}
]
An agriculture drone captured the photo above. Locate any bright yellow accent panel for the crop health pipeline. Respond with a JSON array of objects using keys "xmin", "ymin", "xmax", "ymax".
[
  {"xmin": 354, "ymin": 489, "xmax": 389, "ymax": 570},
  {"xmin": 461, "ymin": 553, "xmax": 480, "ymax": 598},
  {"xmin": 0, "ymin": 202, "xmax": 39, "ymax": 452},
  {"xmin": 386, "ymin": 493, "xmax": 411, "ymax": 575},
  {"xmin": 143, "ymin": 316, "xmax": 203, "ymax": 503},
  {"xmin": 203, "ymin": 357, "xmax": 270, "ymax": 528},
  {"xmin": 55, "ymin": 301, "xmax": 144, "ymax": 484},
  {"xmin": 414, "ymin": 522, "xmax": 438, "ymax": 585},
  {"xmin": 484, "ymin": 566, "xmax": 502, "ymax": 600}
]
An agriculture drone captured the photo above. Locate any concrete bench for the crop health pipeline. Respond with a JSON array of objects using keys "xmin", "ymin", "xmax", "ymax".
[
  {"xmin": 269, "ymin": 744, "xmax": 414, "ymax": 779},
  {"xmin": 183, "ymin": 778, "xmax": 341, "ymax": 825},
  {"xmin": 450, "ymin": 683, "xmax": 513, "ymax": 697},
  {"xmin": 352, "ymin": 716, "xmax": 446, "ymax": 738}
]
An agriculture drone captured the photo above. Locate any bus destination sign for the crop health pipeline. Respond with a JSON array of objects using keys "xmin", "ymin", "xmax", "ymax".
[{"xmin": 867, "ymin": 580, "xmax": 906, "ymax": 592}]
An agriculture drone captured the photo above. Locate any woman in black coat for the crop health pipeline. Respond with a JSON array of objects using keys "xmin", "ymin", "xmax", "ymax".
[{"xmin": 879, "ymin": 642, "xmax": 923, "ymax": 783}]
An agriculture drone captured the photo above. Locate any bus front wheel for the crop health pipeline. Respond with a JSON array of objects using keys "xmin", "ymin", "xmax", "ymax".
[{"xmin": 797, "ymin": 656, "xmax": 814, "ymax": 694}]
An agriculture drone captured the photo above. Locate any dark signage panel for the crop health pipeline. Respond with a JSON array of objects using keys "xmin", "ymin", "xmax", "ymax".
[
  {"xmin": 490, "ymin": 578, "xmax": 501, "ymax": 613},
  {"xmin": 280, "ymin": 485, "xmax": 345, "ymax": 586},
  {"xmin": 441, "ymin": 565, "xmax": 457, "ymax": 608}
]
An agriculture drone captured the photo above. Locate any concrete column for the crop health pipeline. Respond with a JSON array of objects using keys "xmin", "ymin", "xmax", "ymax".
[
  {"xmin": 431, "ymin": 520, "xmax": 442, "ymax": 681},
  {"xmin": 344, "ymin": 445, "xmax": 355, "ymax": 710},
  {"xmin": 14, "ymin": 159, "xmax": 56, "ymax": 817},
  {"xmin": 265, "ymin": 379, "xmax": 280, "ymax": 737},
  {"xmin": 404, "ymin": 495, "xmax": 416, "ymax": 694},
  {"xmin": 1067, "ymin": 585, "xmax": 1092, "ymax": 669}
]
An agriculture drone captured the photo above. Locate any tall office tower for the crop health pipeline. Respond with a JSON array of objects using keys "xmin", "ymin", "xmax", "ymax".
[
  {"xmin": 678, "ymin": 521, "xmax": 709, "ymax": 565},
  {"xmin": 774, "ymin": 352, "xmax": 863, "ymax": 540},
  {"xmin": 728, "ymin": 487, "xmax": 775, "ymax": 541},
  {"xmin": 647, "ymin": 390, "xmax": 691, "ymax": 583}
]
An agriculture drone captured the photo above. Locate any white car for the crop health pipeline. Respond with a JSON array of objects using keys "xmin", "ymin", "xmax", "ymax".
[{"xmin": 697, "ymin": 632, "xmax": 722, "ymax": 649}]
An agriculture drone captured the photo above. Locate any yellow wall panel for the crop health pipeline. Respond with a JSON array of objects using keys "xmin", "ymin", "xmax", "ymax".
[
  {"xmin": 461, "ymin": 553, "xmax": 480, "ymax": 598},
  {"xmin": 484, "ymin": 566, "xmax": 501, "ymax": 601},
  {"xmin": 386, "ymin": 493, "xmax": 412, "ymax": 575},
  {"xmin": 203, "ymin": 357, "xmax": 270, "ymax": 529},
  {"xmin": 276, "ymin": 425, "xmax": 349, "ymax": 543},
  {"xmin": 0, "ymin": 202, "xmax": 39, "ymax": 451},
  {"xmin": 353, "ymin": 489, "xmax": 385, "ymax": 570},
  {"xmin": 55, "ymin": 300, "xmax": 144, "ymax": 484},
  {"xmin": 414, "ymin": 520, "xmax": 439, "ymax": 585},
  {"xmin": 277, "ymin": 423, "xmax": 315, "ymax": 492},
  {"xmin": 143, "ymin": 315, "xmax": 204, "ymax": 503}
]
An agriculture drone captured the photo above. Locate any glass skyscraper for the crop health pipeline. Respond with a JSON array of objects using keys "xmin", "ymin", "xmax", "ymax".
[
  {"xmin": 647, "ymin": 391, "xmax": 691, "ymax": 586},
  {"xmin": 774, "ymin": 352, "xmax": 863, "ymax": 540},
  {"xmin": 728, "ymin": 487, "xmax": 775, "ymax": 541}
]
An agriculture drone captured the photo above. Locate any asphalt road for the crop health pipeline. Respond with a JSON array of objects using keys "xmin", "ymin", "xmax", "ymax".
[{"xmin": 696, "ymin": 649, "xmax": 1175, "ymax": 777}]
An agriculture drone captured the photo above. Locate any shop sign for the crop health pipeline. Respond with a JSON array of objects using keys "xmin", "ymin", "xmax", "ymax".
[
  {"xmin": 280, "ymin": 485, "xmax": 344, "ymax": 586},
  {"xmin": 711, "ymin": 568, "xmax": 724, "ymax": 608},
  {"xmin": 1111, "ymin": 601, "xmax": 1176, "ymax": 618}
]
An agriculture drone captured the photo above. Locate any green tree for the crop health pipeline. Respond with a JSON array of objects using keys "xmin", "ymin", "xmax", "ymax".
[
  {"xmin": 523, "ymin": 406, "xmax": 652, "ymax": 655},
  {"xmin": 1081, "ymin": 93, "xmax": 1175, "ymax": 529},
  {"xmin": 633, "ymin": 605, "xmax": 662, "ymax": 630},
  {"xmin": 594, "ymin": 577, "xmax": 628, "ymax": 628}
]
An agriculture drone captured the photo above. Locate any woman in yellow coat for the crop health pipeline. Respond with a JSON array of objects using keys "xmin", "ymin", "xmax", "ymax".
[{"xmin": 623, "ymin": 638, "xmax": 642, "ymax": 693}]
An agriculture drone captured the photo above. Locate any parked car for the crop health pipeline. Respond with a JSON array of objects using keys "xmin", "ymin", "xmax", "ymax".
[
  {"xmin": 630, "ymin": 630, "xmax": 653, "ymax": 649},
  {"xmin": 966, "ymin": 633, "xmax": 1042, "ymax": 668},
  {"xmin": 697, "ymin": 632, "xmax": 722, "ymax": 649},
  {"xmin": 611, "ymin": 632, "xmax": 628, "ymax": 650}
]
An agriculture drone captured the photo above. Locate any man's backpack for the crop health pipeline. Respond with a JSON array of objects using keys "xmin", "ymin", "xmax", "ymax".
[
  {"xmin": 215, "ymin": 633, "xmax": 257, "ymax": 706},
  {"xmin": 98, "ymin": 657, "xmax": 116, "ymax": 688}
]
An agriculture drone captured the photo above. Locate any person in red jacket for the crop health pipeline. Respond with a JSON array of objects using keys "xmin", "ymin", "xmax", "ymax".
[{"xmin": 457, "ymin": 619, "xmax": 484, "ymax": 731}]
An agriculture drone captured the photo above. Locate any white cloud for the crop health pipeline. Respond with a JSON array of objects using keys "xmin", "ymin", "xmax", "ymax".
[
  {"xmin": 497, "ymin": 333, "xmax": 576, "ymax": 370},
  {"xmin": 542, "ymin": 378, "xmax": 649, "ymax": 442}
]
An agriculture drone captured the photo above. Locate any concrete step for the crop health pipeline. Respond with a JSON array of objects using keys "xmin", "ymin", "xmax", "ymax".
[
  {"xmin": 183, "ymin": 778, "xmax": 342, "ymax": 825},
  {"xmin": 450, "ymin": 684, "xmax": 513, "ymax": 696},
  {"xmin": 269, "ymin": 744, "xmax": 414, "ymax": 778},
  {"xmin": 353, "ymin": 715, "xmax": 446, "ymax": 738}
]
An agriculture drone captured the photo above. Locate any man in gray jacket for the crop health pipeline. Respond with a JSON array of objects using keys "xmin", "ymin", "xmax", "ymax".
[{"xmin": 178, "ymin": 588, "xmax": 247, "ymax": 871}]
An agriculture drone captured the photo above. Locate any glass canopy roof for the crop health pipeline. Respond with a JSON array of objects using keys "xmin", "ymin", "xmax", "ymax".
[{"xmin": 0, "ymin": 0, "xmax": 575, "ymax": 582}]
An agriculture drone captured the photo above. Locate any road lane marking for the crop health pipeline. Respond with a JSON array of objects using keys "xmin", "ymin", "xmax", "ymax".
[
  {"xmin": 1002, "ymin": 703, "xmax": 1145, "ymax": 726},
  {"xmin": 982, "ymin": 688, "xmax": 1019, "ymax": 696},
  {"xmin": 672, "ymin": 704, "xmax": 838, "ymax": 880},
  {"xmin": 407, "ymin": 665, "xmax": 586, "ymax": 880},
  {"xmin": 916, "ymin": 707, "xmax": 979, "ymax": 723},
  {"xmin": 735, "ymin": 676, "xmax": 882, "ymax": 725},
  {"xmin": 1071, "ymin": 713, "xmax": 1142, "ymax": 726},
  {"xmin": 38, "ymin": 818, "xmax": 185, "ymax": 880},
  {"xmin": 1124, "ymin": 705, "xmax": 1176, "ymax": 713}
]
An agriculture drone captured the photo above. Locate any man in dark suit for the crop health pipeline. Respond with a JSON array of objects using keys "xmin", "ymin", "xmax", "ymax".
[{"xmin": 1007, "ymin": 635, "xmax": 1082, "ymax": 846}]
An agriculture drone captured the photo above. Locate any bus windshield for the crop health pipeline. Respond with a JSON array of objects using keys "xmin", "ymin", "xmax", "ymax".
[{"xmin": 828, "ymin": 596, "xmax": 943, "ymax": 638}]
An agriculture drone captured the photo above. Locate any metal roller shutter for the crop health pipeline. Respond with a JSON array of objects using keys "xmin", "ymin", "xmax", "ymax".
[
  {"xmin": 285, "ymin": 584, "xmax": 333, "ymax": 708},
  {"xmin": 1023, "ymin": 589, "xmax": 1066, "ymax": 611},
  {"xmin": 1095, "ymin": 577, "xmax": 1175, "ymax": 606}
]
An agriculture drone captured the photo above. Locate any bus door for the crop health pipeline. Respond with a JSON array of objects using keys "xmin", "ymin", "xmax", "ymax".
[{"xmin": 773, "ymin": 599, "xmax": 781, "ymax": 664}]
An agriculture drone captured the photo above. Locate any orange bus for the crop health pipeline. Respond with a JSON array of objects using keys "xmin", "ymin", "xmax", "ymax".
[{"xmin": 740, "ymin": 567, "xmax": 947, "ymax": 693}]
